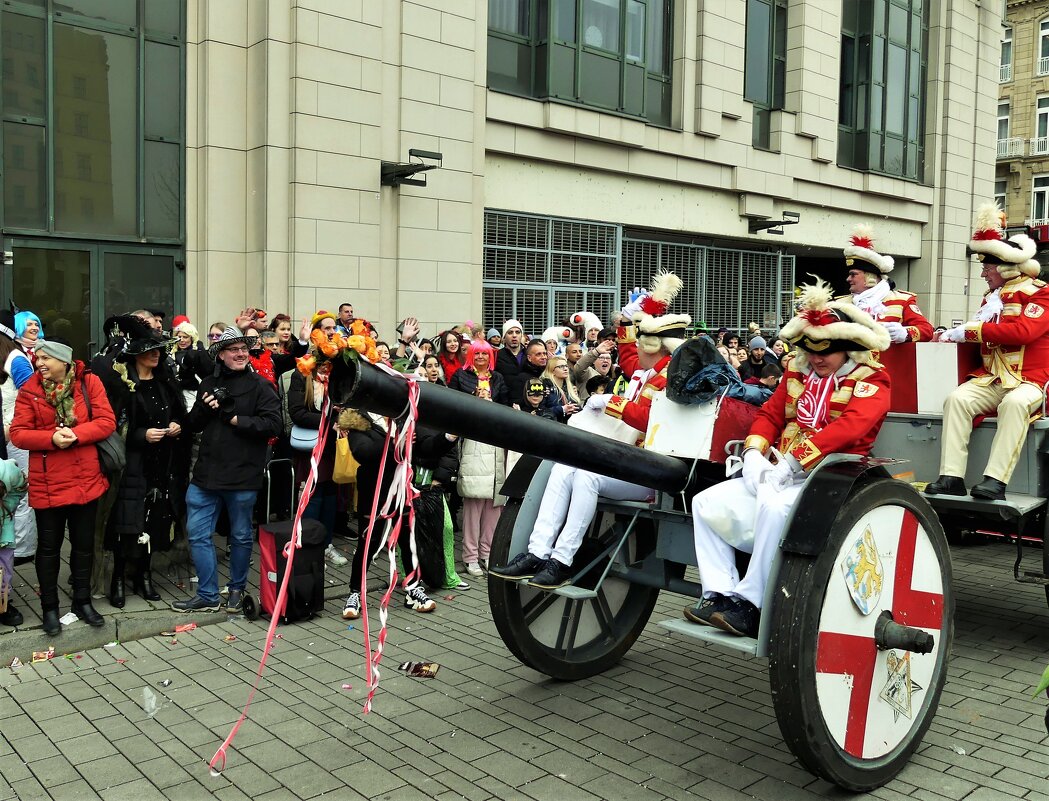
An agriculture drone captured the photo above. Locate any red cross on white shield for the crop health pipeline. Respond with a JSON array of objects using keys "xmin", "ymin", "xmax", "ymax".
[{"xmin": 813, "ymin": 507, "xmax": 945, "ymax": 759}]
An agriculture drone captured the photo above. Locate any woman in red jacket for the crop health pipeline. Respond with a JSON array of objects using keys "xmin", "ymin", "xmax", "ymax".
[{"xmin": 10, "ymin": 339, "xmax": 116, "ymax": 636}]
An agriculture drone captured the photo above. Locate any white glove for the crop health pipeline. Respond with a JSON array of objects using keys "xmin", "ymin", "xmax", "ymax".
[
  {"xmin": 882, "ymin": 321, "xmax": 908, "ymax": 344},
  {"xmin": 767, "ymin": 454, "xmax": 803, "ymax": 492},
  {"xmin": 586, "ymin": 393, "xmax": 611, "ymax": 412},
  {"xmin": 621, "ymin": 290, "xmax": 649, "ymax": 320},
  {"xmin": 937, "ymin": 326, "xmax": 966, "ymax": 343},
  {"xmin": 741, "ymin": 448, "xmax": 773, "ymax": 494}
]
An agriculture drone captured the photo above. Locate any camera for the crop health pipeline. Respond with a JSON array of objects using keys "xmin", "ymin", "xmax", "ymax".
[{"xmin": 210, "ymin": 386, "xmax": 236, "ymax": 416}]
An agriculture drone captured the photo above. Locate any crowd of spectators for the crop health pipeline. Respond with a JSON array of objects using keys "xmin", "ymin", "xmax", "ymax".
[{"xmin": 0, "ymin": 296, "xmax": 792, "ymax": 632}]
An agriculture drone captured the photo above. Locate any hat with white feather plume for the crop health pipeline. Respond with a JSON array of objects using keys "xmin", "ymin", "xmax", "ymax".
[
  {"xmin": 968, "ymin": 202, "xmax": 1039, "ymax": 279},
  {"xmin": 633, "ymin": 271, "xmax": 691, "ymax": 355},
  {"xmin": 780, "ymin": 278, "xmax": 890, "ymax": 354},
  {"xmin": 844, "ymin": 223, "xmax": 894, "ymax": 276}
]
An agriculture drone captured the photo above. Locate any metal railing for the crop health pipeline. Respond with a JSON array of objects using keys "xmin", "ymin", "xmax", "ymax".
[
  {"xmin": 997, "ymin": 137, "xmax": 1025, "ymax": 158},
  {"xmin": 1039, "ymin": 56, "xmax": 1049, "ymax": 76},
  {"xmin": 1000, "ymin": 62, "xmax": 1013, "ymax": 82}
]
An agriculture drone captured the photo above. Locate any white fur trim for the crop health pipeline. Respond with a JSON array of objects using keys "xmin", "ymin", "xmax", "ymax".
[
  {"xmin": 570, "ymin": 311, "xmax": 602, "ymax": 333},
  {"xmin": 635, "ymin": 312, "xmax": 692, "ymax": 334},
  {"xmin": 843, "ymin": 245, "xmax": 895, "ymax": 275},
  {"xmin": 780, "ymin": 299, "xmax": 890, "ymax": 352},
  {"xmin": 540, "ymin": 326, "xmax": 572, "ymax": 343},
  {"xmin": 970, "ymin": 232, "xmax": 1037, "ymax": 265}
]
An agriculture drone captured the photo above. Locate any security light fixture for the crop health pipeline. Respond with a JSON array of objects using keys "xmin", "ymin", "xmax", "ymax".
[
  {"xmin": 381, "ymin": 149, "xmax": 443, "ymax": 188},
  {"xmin": 748, "ymin": 210, "xmax": 800, "ymax": 235}
]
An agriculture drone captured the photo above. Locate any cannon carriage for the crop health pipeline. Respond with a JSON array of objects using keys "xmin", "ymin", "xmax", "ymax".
[{"xmin": 329, "ymin": 354, "xmax": 970, "ymax": 792}]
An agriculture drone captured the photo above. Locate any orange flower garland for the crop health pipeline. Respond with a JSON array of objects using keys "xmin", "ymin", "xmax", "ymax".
[{"xmin": 296, "ymin": 324, "xmax": 380, "ymax": 377}]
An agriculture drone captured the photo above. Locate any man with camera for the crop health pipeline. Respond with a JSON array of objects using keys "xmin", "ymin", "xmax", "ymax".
[{"xmin": 172, "ymin": 327, "xmax": 282, "ymax": 614}]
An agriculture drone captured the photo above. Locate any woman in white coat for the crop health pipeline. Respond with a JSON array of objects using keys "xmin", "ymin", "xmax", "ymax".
[{"xmin": 457, "ymin": 436, "xmax": 506, "ymax": 577}]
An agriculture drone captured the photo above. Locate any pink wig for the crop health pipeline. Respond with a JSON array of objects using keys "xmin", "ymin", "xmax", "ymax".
[{"xmin": 466, "ymin": 339, "xmax": 495, "ymax": 370}]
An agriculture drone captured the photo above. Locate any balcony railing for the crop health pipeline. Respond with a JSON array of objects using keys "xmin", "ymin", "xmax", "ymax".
[
  {"xmin": 1032, "ymin": 137, "xmax": 1049, "ymax": 156},
  {"xmin": 1039, "ymin": 56, "xmax": 1049, "ymax": 76},
  {"xmin": 998, "ymin": 137, "xmax": 1025, "ymax": 158},
  {"xmin": 1000, "ymin": 62, "xmax": 1013, "ymax": 82}
]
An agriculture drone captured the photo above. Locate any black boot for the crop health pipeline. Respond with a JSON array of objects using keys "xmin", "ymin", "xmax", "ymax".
[
  {"xmin": 0, "ymin": 604, "xmax": 23, "ymax": 627},
  {"xmin": 133, "ymin": 545, "xmax": 161, "ymax": 601},
  {"xmin": 108, "ymin": 552, "xmax": 126, "ymax": 609},
  {"xmin": 71, "ymin": 599, "xmax": 104, "ymax": 627},
  {"xmin": 42, "ymin": 609, "xmax": 61, "ymax": 636},
  {"xmin": 971, "ymin": 475, "xmax": 1008, "ymax": 501},
  {"xmin": 925, "ymin": 475, "xmax": 966, "ymax": 496}
]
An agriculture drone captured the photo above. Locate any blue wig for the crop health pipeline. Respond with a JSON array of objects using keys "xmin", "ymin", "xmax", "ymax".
[{"xmin": 14, "ymin": 311, "xmax": 42, "ymax": 339}]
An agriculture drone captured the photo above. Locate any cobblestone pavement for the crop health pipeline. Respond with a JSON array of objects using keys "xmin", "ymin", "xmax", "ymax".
[{"xmin": 0, "ymin": 535, "xmax": 1046, "ymax": 801}]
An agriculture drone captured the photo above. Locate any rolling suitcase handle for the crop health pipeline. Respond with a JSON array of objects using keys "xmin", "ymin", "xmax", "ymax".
[{"xmin": 263, "ymin": 458, "xmax": 296, "ymax": 524}]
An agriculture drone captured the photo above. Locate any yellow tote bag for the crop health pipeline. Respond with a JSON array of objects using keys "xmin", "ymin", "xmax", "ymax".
[{"xmin": 333, "ymin": 432, "xmax": 360, "ymax": 484}]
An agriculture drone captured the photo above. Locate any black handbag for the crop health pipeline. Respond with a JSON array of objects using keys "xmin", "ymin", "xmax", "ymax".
[{"xmin": 81, "ymin": 376, "xmax": 126, "ymax": 476}]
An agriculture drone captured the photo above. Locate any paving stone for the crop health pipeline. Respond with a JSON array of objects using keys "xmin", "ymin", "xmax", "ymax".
[
  {"xmin": 268, "ymin": 760, "xmax": 345, "ymax": 799},
  {"xmin": 76, "ymin": 753, "xmax": 142, "ymax": 792},
  {"xmin": 332, "ymin": 760, "xmax": 407, "ymax": 797}
]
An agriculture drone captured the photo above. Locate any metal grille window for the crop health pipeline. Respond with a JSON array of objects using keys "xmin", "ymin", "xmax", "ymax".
[
  {"xmin": 622, "ymin": 237, "xmax": 795, "ymax": 334},
  {"xmin": 484, "ymin": 211, "xmax": 619, "ymax": 337},
  {"xmin": 484, "ymin": 211, "xmax": 796, "ymax": 339}
]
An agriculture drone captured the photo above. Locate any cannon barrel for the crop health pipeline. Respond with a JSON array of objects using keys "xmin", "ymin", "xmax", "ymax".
[{"xmin": 331, "ymin": 358, "xmax": 693, "ymax": 493}]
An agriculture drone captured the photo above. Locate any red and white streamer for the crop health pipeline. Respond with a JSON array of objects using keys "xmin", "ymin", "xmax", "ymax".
[{"xmin": 209, "ymin": 396, "xmax": 332, "ymax": 776}]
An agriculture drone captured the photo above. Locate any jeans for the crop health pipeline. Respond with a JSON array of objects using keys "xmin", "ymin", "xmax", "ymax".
[
  {"xmin": 185, "ymin": 484, "xmax": 257, "ymax": 602},
  {"xmin": 304, "ymin": 480, "xmax": 337, "ymax": 548}
]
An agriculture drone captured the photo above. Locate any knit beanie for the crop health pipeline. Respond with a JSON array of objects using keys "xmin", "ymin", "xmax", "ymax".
[
  {"xmin": 749, "ymin": 336, "xmax": 768, "ymax": 350},
  {"xmin": 36, "ymin": 339, "xmax": 73, "ymax": 364},
  {"xmin": 502, "ymin": 319, "xmax": 523, "ymax": 337}
]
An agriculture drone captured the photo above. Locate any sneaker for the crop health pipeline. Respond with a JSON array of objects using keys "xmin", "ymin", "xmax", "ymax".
[
  {"xmin": 482, "ymin": 558, "xmax": 489, "ymax": 571},
  {"xmin": 342, "ymin": 592, "xmax": 361, "ymax": 620},
  {"xmin": 466, "ymin": 561, "xmax": 484, "ymax": 577},
  {"xmin": 683, "ymin": 595, "xmax": 733, "ymax": 627},
  {"xmin": 454, "ymin": 580, "xmax": 471, "ymax": 591},
  {"xmin": 404, "ymin": 585, "xmax": 436, "ymax": 613},
  {"xmin": 225, "ymin": 590, "xmax": 244, "ymax": 614},
  {"xmin": 489, "ymin": 552, "xmax": 545, "ymax": 580},
  {"xmin": 171, "ymin": 596, "xmax": 222, "ymax": 613},
  {"xmin": 529, "ymin": 558, "xmax": 574, "ymax": 590},
  {"xmin": 325, "ymin": 544, "xmax": 349, "ymax": 567},
  {"xmin": 710, "ymin": 597, "xmax": 760, "ymax": 638}
]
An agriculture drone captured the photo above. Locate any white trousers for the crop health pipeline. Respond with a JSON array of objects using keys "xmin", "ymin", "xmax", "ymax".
[
  {"xmin": 691, "ymin": 477, "xmax": 803, "ymax": 609},
  {"xmin": 528, "ymin": 463, "xmax": 654, "ymax": 567}
]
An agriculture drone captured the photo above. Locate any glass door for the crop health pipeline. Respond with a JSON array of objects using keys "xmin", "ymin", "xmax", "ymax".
[
  {"xmin": 1, "ymin": 238, "xmax": 183, "ymax": 359},
  {"xmin": 8, "ymin": 242, "xmax": 94, "ymax": 358}
]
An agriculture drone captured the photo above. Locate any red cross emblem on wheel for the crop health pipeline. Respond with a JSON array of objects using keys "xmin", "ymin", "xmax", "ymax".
[{"xmin": 814, "ymin": 506, "xmax": 945, "ymax": 759}]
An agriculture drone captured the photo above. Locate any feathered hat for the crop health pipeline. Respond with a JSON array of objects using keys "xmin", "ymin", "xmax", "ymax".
[
  {"xmin": 843, "ymin": 224, "xmax": 894, "ymax": 276},
  {"xmin": 968, "ymin": 202, "xmax": 1039, "ymax": 279},
  {"xmin": 780, "ymin": 279, "xmax": 890, "ymax": 354},
  {"xmin": 633, "ymin": 271, "xmax": 692, "ymax": 355}
]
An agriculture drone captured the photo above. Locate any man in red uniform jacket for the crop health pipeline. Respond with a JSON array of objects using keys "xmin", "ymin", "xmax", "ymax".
[
  {"xmin": 490, "ymin": 272, "xmax": 689, "ymax": 589},
  {"xmin": 840, "ymin": 223, "xmax": 934, "ymax": 345},
  {"xmin": 685, "ymin": 280, "xmax": 891, "ymax": 637},
  {"xmin": 926, "ymin": 203, "xmax": 1049, "ymax": 501}
]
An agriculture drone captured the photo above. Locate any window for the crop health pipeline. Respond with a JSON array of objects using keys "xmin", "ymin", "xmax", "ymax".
[
  {"xmin": 1000, "ymin": 27, "xmax": 1012, "ymax": 82},
  {"xmin": 745, "ymin": 0, "xmax": 787, "ymax": 149},
  {"xmin": 1032, "ymin": 175, "xmax": 1049, "ymax": 225},
  {"xmin": 1035, "ymin": 97, "xmax": 1049, "ymax": 156},
  {"xmin": 0, "ymin": 5, "xmax": 185, "ymax": 239},
  {"xmin": 487, "ymin": 0, "xmax": 674, "ymax": 126},
  {"xmin": 1040, "ymin": 20, "xmax": 1049, "ymax": 76},
  {"xmin": 998, "ymin": 101, "xmax": 1010, "ymax": 141},
  {"xmin": 838, "ymin": 0, "xmax": 927, "ymax": 181},
  {"xmin": 995, "ymin": 178, "xmax": 1007, "ymax": 213}
]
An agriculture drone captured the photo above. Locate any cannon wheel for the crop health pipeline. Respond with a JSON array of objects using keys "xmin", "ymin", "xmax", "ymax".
[
  {"xmin": 489, "ymin": 500, "xmax": 661, "ymax": 680},
  {"xmin": 769, "ymin": 479, "xmax": 954, "ymax": 792}
]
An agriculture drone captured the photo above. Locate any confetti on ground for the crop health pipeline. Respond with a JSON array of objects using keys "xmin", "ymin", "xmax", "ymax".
[
  {"xmin": 115, "ymin": 659, "xmax": 127, "ymax": 664},
  {"xmin": 168, "ymin": 638, "xmax": 178, "ymax": 645},
  {"xmin": 223, "ymin": 635, "xmax": 237, "ymax": 642},
  {"xmin": 341, "ymin": 683, "xmax": 352, "ymax": 690},
  {"xmin": 443, "ymin": 595, "xmax": 456, "ymax": 601},
  {"xmin": 346, "ymin": 625, "xmax": 354, "ymax": 630},
  {"xmin": 275, "ymin": 633, "xmax": 283, "ymax": 639}
]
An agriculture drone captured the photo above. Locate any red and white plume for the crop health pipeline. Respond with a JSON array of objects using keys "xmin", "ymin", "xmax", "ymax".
[
  {"xmin": 843, "ymin": 223, "xmax": 894, "ymax": 275},
  {"xmin": 638, "ymin": 271, "xmax": 683, "ymax": 317}
]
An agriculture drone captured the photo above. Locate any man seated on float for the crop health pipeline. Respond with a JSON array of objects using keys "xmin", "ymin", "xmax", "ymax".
[
  {"xmin": 925, "ymin": 203, "xmax": 1049, "ymax": 502},
  {"xmin": 685, "ymin": 281, "xmax": 891, "ymax": 638},
  {"xmin": 490, "ymin": 273, "xmax": 691, "ymax": 590},
  {"xmin": 841, "ymin": 223, "xmax": 934, "ymax": 345}
]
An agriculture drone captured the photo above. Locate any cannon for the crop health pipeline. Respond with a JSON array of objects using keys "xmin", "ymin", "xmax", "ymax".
[{"xmin": 330, "ymin": 357, "xmax": 954, "ymax": 792}]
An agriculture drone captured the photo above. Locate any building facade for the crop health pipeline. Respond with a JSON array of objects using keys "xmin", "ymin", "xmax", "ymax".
[{"xmin": 0, "ymin": 1, "xmax": 1002, "ymax": 355}]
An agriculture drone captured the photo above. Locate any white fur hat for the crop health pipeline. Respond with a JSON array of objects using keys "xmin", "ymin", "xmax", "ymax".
[{"xmin": 633, "ymin": 272, "xmax": 691, "ymax": 355}]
